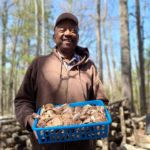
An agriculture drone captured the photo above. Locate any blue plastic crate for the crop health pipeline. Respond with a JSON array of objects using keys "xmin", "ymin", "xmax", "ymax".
[{"xmin": 32, "ymin": 100, "xmax": 112, "ymax": 144}]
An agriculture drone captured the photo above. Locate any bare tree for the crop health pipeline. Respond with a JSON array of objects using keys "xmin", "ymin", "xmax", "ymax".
[
  {"xmin": 8, "ymin": 35, "xmax": 18, "ymax": 114},
  {"xmin": 102, "ymin": 0, "xmax": 113, "ymax": 95},
  {"xmin": 108, "ymin": 20, "xmax": 118, "ymax": 90},
  {"xmin": 145, "ymin": 49, "xmax": 150, "ymax": 134},
  {"xmin": 119, "ymin": 0, "xmax": 133, "ymax": 111},
  {"xmin": 134, "ymin": 54, "xmax": 140, "ymax": 115},
  {"xmin": 96, "ymin": 0, "xmax": 103, "ymax": 81},
  {"xmin": 137, "ymin": 0, "xmax": 150, "ymax": 134},
  {"xmin": 34, "ymin": 0, "xmax": 41, "ymax": 56},
  {"xmin": 68, "ymin": 0, "xmax": 73, "ymax": 12},
  {"xmin": 135, "ymin": 0, "xmax": 146, "ymax": 115},
  {"xmin": 1, "ymin": 1, "xmax": 8, "ymax": 115},
  {"xmin": 41, "ymin": 0, "xmax": 45, "ymax": 55}
]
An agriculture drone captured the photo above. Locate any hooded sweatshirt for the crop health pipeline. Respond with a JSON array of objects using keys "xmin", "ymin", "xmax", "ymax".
[{"xmin": 14, "ymin": 46, "xmax": 108, "ymax": 150}]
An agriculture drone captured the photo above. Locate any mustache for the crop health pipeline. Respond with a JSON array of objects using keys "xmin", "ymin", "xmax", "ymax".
[{"xmin": 63, "ymin": 37, "xmax": 73, "ymax": 41}]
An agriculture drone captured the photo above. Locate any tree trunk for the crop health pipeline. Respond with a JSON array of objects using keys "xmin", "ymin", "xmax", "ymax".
[
  {"xmin": 119, "ymin": 0, "xmax": 133, "ymax": 111},
  {"xmin": 34, "ymin": 0, "xmax": 41, "ymax": 56},
  {"xmin": 135, "ymin": 0, "xmax": 146, "ymax": 115},
  {"xmin": 102, "ymin": 0, "xmax": 113, "ymax": 94},
  {"xmin": 147, "ymin": 66, "xmax": 150, "ymax": 113},
  {"xmin": 96, "ymin": 0, "xmax": 103, "ymax": 82},
  {"xmin": 68, "ymin": 0, "xmax": 73, "ymax": 12},
  {"xmin": 134, "ymin": 55, "xmax": 140, "ymax": 115},
  {"xmin": 41, "ymin": 0, "xmax": 45, "ymax": 55},
  {"xmin": 1, "ymin": 2, "xmax": 8, "ymax": 115},
  {"xmin": 8, "ymin": 36, "xmax": 18, "ymax": 114},
  {"xmin": 108, "ymin": 21, "xmax": 118, "ymax": 90},
  {"xmin": 119, "ymin": 106, "xmax": 126, "ymax": 144},
  {"xmin": 104, "ymin": 34, "xmax": 113, "ymax": 93}
]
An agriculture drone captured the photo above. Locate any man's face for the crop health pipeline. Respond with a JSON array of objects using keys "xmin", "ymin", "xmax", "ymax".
[{"xmin": 54, "ymin": 19, "xmax": 79, "ymax": 53}]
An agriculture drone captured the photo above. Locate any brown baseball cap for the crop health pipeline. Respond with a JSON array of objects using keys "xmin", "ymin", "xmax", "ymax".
[{"xmin": 55, "ymin": 12, "xmax": 78, "ymax": 28}]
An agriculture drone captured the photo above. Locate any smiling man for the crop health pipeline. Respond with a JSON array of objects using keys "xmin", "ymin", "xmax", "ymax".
[
  {"xmin": 14, "ymin": 12, "xmax": 108, "ymax": 150},
  {"xmin": 54, "ymin": 15, "xmax": 79, "ymax": 60}
]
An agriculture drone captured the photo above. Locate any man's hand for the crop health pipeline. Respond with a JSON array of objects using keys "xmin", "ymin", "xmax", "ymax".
[{"xmin": 28, "ymin": 113, "xmax": 41, "ymax": 139}]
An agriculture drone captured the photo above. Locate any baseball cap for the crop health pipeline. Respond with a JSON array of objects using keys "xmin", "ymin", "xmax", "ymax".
[{"xmin": 55, "ymin": 12, "xmax": 78, "ymax": 28}]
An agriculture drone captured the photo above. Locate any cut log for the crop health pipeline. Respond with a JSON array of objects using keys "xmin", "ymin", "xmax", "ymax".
[
  {"xmin": 125, "ymin": 119, "xmax": 132, "ymax": 126},
  {"xmin": 26, "ymin": 138, "xmax": 32, "ymax": 149},
  {"xmin": 14, "ymin": 135, "xmax": 27, "ymax": 144},
  {"xmin": 110, "ymin": 130, "xmax": 117, "ymax": 137},
  {"xmin": 120, "ymin": 143, "xmax": 146, "ymax": 150},
  {"xmin": 111, "ymin": 122, "xmax": 120, "ymax": 129},
  {"xmin": 119, "ymin": 106, "xmax": 126, "ymax": 144},
  {"xmin": 0, "ymin": 119, "xmax": 16, "ymax": 125},
  {"xmin": 2, "ymin": 126, "xmax": 21, "ymax": 133},
  {"xmin": 124, "ymin": 110, "xmax": 131, "ymax": 118},
  {"xmin": 126, "ymin": 136, "xmax": 136, "ymax": 145},
  {"xmin": 131, "ymin": 113, "xmax": 136, "ymax": 117},
  {"xmin": 0, "ymin": 115, "xmax": 15, "ymax": 120},
  {"xmin": 5, "ymin": 138, "xmax": 15, "ymax": 146},
  {"xmin": 19, "ymin": 135, "xmax": 28, "ymax": 142},
  {"xmin": 109, "ymin": 133, "xmax": 122, "ymax": 142},
  {"xmin": 111, "ymin": 116, "xmax": 120, "ymax": 122},
  {"xmin": 101, "ymin": 139, "xmax": 108, "ymax": 150},
  {"xmin": 134, "ymin": 131, "xmax": 150, "ymax": 149},
  {"xmin": 132, "ymin": 115, "xmax": 146, "ymax": 123},
  {"xmin": 126, "ymin": 128, "xmax": 132, "ymax": 136},
  {"xmin": 138, "ymin": 121, "xmax": 145, "ymax": 130},
  {"xmin": 110, "ymin": 111, "xmax": 119, "ymax": 116},
  {"xmin": 0, "ymin": 133, "xmax": 7, "ymax": 139},
  {"xmin": 21, "ymin": 130, "xmax": 29, "ymax": 135},
  {"xmin": 97, "ymin": 140, "xmax": 103, "ymax": 147},
  {"xmin": 108, "ymin": 98, "xmax": 127, "ymax": 106},
  {"xmin": 109, "ymin": 141, "xmax": 117, "ymax": 150}
]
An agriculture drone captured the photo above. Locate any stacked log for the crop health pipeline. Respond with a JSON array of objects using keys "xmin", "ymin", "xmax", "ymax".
[
  {"xmin": 96, "ymin": 98, "xmax": 149, "ymax": 150},
  {"xmin": 108, "ymin": 98, "xmax": 134, "ymax": 147},
  {"xmin": 1, "ymin": 99, "xmax": 149, "ymax": 150},
  {"xmin": 0, "ymin": 116, "xmax": 31, "ymax": 150}
]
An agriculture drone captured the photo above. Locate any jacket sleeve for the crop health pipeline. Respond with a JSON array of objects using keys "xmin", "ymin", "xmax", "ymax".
[
  {"xmin": 14, "ymin": 58, "xmax": 38, "ymax": 131},
  {"xmin": 90, "ymin": 63, "xmax": 109, "ymax": 105}
]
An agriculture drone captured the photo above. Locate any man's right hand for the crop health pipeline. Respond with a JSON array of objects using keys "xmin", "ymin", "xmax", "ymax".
[{"xmin": 28, "ymin": 113, "xmax": 41, "ymax": 139}]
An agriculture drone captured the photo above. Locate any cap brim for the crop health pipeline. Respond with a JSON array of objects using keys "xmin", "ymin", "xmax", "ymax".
[{"xmin": 55, "ymin": 13, "xmax": 78, "ymax": 27}]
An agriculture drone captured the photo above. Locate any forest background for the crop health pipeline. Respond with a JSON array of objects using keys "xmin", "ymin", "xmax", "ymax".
[{"xmin": 0, "ymin": 0, "xmax": 150, "ymax": 117}]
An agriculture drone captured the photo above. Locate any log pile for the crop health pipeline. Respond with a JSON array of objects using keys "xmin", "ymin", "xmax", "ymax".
[
  {"xmin": 0, "ymin": 116, "xmax": 31, "ymax": 150},
  {"xmin": 108, "ymin": 98, "xmax": 133, "ymax": 147},
  {"xmin": 0, "ymin": 99, "xmax": 150, "ymax": 150},
  {"xmin": 95, "ymin": 98, "xmax": 150, "ymax": 150}
]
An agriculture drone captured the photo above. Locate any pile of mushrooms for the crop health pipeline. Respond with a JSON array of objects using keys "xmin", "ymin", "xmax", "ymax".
[{"xmin": 37, "ymin": 103, "xmax": 107, "ymax": 128}]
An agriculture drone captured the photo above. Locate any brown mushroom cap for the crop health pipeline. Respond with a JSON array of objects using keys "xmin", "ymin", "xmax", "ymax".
[{"xmin": 37, "ymin": 103, "xmax": 107, "ymax": 128}]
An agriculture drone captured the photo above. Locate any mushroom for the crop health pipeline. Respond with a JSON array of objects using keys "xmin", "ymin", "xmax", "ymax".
[{"xmin": 37, "ymin": 103, "xmax": 107, "ymax": 128}]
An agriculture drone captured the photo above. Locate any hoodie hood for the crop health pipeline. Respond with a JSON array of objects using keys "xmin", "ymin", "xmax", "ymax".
[
  {"xmin": 75, "ymin": 46, "xmax": 89, "ymax": 59},
  {"xmin": 74, "ymin": 46, "xmax": 90, "ymax": 67},
  {"xmin": 53, "ymin": 45, "xmax": 89, "ymax": 67}
]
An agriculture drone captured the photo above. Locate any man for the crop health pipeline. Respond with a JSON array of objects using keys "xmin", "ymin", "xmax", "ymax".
[{"xmin": 14, "ymin": 12, "xmax": 108, "ymax": 150}]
